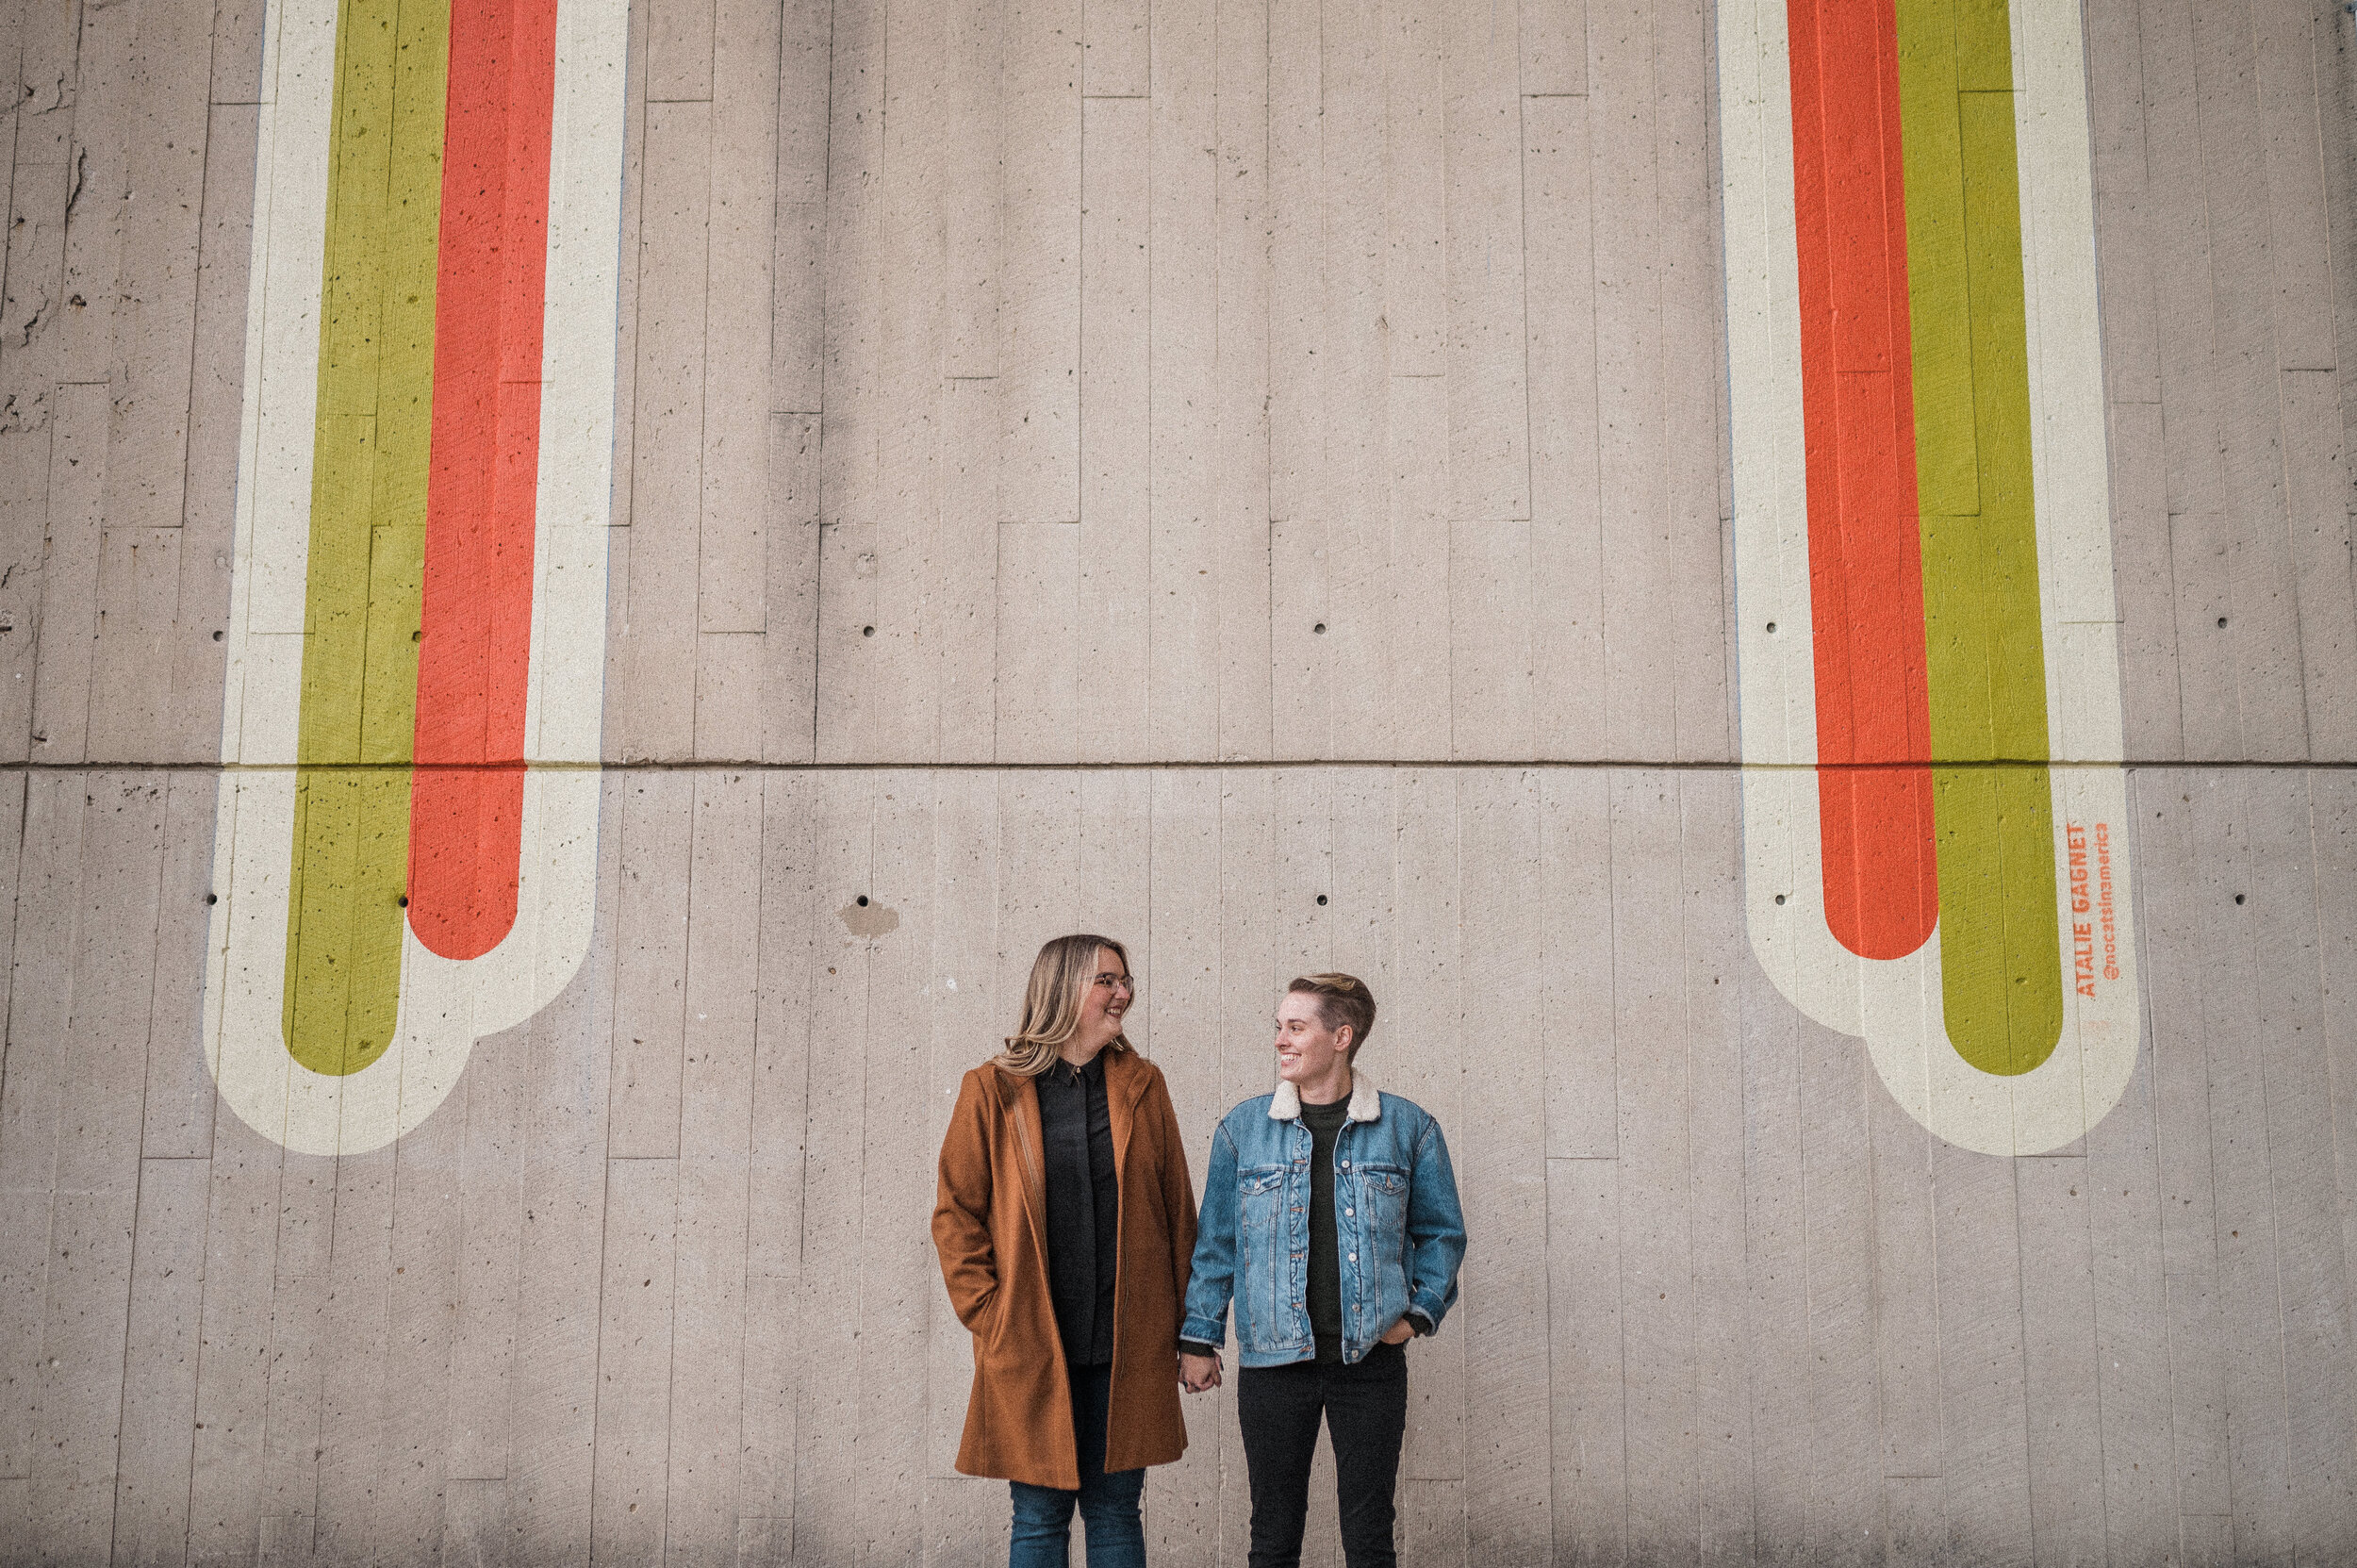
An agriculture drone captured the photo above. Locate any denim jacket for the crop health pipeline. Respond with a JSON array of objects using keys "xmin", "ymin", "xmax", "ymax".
[{"xmin": 1181, "ymin": 1069, "xmax": 1467, "ymax": 1367}]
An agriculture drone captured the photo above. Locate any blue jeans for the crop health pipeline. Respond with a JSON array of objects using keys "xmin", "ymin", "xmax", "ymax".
[{"xmin": 1008, "ymin": 1362, "xmax": 1146, "ymax": 1568}]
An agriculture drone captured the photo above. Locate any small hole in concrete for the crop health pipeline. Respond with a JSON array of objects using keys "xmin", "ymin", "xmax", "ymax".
[
  {"xmin": 857, "ymin": 894, "xmax": 870, "ymax": 907},
  {"xmin": 1766, "ymin": 621, "xmax": 1777, "ymax": 634},
  {"xmin": 1773, "ymin": 893, "xmax": 1787, "ymax": 905},
  {"xmin": 1316, "ymin": 894, "xmax": 1328, "ymax": 906},
  {"xmin": 2234, "ymin": 893, "xmax": 2246, "ymax": 905},
  {"xmin": 1313, "ymin": 622, "xmax": 1327, "ymax": 635},
  {"xmin": 2217, "ymin": 617, "xmax": 2228, "ymax": 628},
  {"xmin": 412, "ymin": 629, "xmax": 422, "ymax": 641},
  {"xmin": 863, "ymin": 624, "xmax": 876, "ymax": 637},
  {"xmin": 205, "ymin": 893, "xmax": 218, "ymax": 905},
  {"xmin": 398, "ymin": 895, "xmax": 410, "ymax": 908},
  {"xmin": 211, "ymin": 629, "xmax": 223, "ymax": 642}
]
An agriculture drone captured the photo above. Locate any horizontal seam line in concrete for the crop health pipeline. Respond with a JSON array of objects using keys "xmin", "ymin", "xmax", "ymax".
[{"xmin": 5, "ymin": 758, "xmax": 2351, "ymax": 774}]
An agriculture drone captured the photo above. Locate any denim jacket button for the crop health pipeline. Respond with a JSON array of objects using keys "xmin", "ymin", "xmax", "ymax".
[
  {"xmin": 1345, "ymin": 1208, "xmax": 1354, "ymax": 1217},
  {"xmin": 1347, "ymin": 1252, "xmax": 1357, "ymax": 1262}
]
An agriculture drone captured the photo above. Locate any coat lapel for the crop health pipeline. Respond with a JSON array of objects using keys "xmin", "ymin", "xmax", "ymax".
[
  {"xmin": 1001, "ymin": 1069, "xmax": 1050, "ymax": 1249},
  {"xmin": 1104, "ymin": 1048, "xmax": 1148, "ymax": 1183}
]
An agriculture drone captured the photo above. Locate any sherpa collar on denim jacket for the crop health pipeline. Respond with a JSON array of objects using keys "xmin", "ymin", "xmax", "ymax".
[{"xmin": 1268, "ymin": 1066, "xmax": 1383, "ymax": 1125}]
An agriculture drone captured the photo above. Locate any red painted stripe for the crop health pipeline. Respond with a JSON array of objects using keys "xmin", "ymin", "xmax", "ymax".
[
  {"xmin": 1786, "ymin": 0, "xmax": 1937, "ymax": 960},
  {"xmin": 408, "ymin": 0, "xmax": 559, "ymax": 961}
]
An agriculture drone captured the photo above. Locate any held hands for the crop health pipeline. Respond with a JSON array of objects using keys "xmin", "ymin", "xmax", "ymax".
[{"xmin": 1180, "ymin": 1320, "xmax": 1411, "ymax": 1391}]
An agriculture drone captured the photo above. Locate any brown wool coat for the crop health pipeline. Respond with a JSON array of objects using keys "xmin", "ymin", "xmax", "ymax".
[{"xmin": 931, "ymin": 1047, "xmax": 1198, "ymax": 1490}]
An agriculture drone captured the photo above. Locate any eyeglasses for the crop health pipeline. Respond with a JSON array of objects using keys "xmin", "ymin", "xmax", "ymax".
[{"xmin": 1092, "ymin": 973, "xmax": 1137, "ymax": 995}]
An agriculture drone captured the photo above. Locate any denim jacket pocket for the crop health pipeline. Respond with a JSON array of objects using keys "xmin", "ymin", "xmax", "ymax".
[
  {"xmin": 1358, "ymin": 1163, "xmax": 1411, "ymax": 1265},
  {"xmin": 1239, "ymin": 1163, "xmax": 1288, "ymax": 1227}
]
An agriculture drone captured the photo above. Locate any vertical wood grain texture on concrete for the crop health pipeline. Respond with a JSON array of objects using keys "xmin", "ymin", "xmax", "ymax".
[
  {"xmin": 606, "ymin": 771, "xmax": 696, "ymax": 1158},
  {"xmin": 185, "ymin": 1122, "xmax": 283, "ymax": 1565},
  {"xmin": 1678, "ymin": 774, "xmax": 1753, "ymax": 1568},
  {"xmin": 167, "ymin": 96, "xmax": 255, "ymax": 761},
  {"xmin": 666, "ymin": 774, "xmax": 761, "ymax": 1560},
  {"xmin": 382, "ymin": 1036, "xmax": 465, "ymax": 1567},
  {"xmin": 34, "ymin": 775, "xmax": 164, "ymax": 1560},
  {"xmin": 1211, "ymin": 0, "xmax": 1273, "ymax": 764},
  {"xmin": 589, "ymin": 1156, "xmax": 679, "ymax": 1564},
  {"xmin": 1522, "ymin": 91, "xmax": 1606, "ymax": 762},
  {"xmin": 998, "ymin": 0, "xmax": 1083, "ymax": 527},
  {"xmin": 2016, "ymin": 1154, "xmax": 2109, "ymax": 1568},
  {"xmin": 2186, "ymin": 775, "xmax": 2298, "ymax": 1565},
  {"xmin": 1867, "ymin": 1073, "xmax": 1941, "ymax": 1488},
  {"xmin": 1143, "ymin": 767, "xmax": 1221, "ymax": 1560},
  {"xmin": 742, "ymin": 769, "xmax": 816, "ymax": 1551},
  {"xmin": 255, "ymin": 1179, "xmax": 326, "ymax": 1536},
  {"xmin": 864, "ymin": 1, "xmax": 951, "ymax": 767},
  {"xmin": 1082, "ymin": 91, "xmax": 1151, "ymax": 765},
  {"xmin": 2135, "ymin": 772, "xmax": 2236, "ymax": 1525},
  {"xmin": 1608, "ymin": 770, "xmax": 1697, "ymax": 1555},
  {"xmin": 864, "ymin": 773, "xmax": 934, "ymax": 1563},
  {"xmin": 1441, "ymin": 0, "xmax": 1528, "ymax": 525},
  {"xmin": 2, "ymin": 0, "xmax": 2357, "ymax": 1559},
  {"xmin": 507, "ymin": 780, "xmax": 624, "ymax": 1562},
  {"xmin": 1458, "ymin": 769, "xmax": 1551, "ymax": 1561},
  {"xmin": 1734, "ymin": 917, "xmax": 1807, "ymax": 1563},
  {"xmin": 446, "ymin": 989, "xmax": 526, "ymax": 1486},
  {"xmin": 53, "ymin": 0, "xmax": 135, "ymax": 397},
  {"xmin": 790, "ymin": 770, "xmax": 872, "ymax": 1564},
  {"xmin": 617, "ymin": 99, "xmax": 712, "ymax": 763},
  {"xmin": 113, "ymin": 1154, "xmax": 208, "ymax": 1568},
  {"xmin": 0, "ymin": 774, "xmax": 88, "ymax": 1482},
  {"xmin": 1144, "ymin": 7, "xmax": 1214, "ymax": 764}
]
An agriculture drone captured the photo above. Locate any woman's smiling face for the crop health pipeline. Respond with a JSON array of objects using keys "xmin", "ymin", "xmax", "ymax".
[
  {"xmin": 1273, "ymin": 990, "xmax": 1350, "ymax": 1086},
  {"xmin": 1079, "ymin": 945, "xmax": 1131, "ymax": 1032}
]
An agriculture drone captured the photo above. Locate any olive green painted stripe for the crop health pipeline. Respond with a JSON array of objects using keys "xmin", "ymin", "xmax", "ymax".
[
  {"xmin": 285, "ymin": 770, "xmax": 412, "ymax": 1075},
  {"xmin": 1894, "ymin": 0, "xmax": 2063, "ymax": 1076},
  {"xmin": 1927, "ymin": 767, "xmax": 2060, "ymax": 1075},
  {"xmin": 284, "ymin": 0, "xmax": 450, "ymax": 1076}
]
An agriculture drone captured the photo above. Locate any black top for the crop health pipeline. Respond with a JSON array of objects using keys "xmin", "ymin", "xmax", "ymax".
[
  {"xmin": 1037, "ymin": 1051, "xmax": 1120, "ymax": 1366},
  {"xmin": 1301, "ymin": 1095, "xmax": 1352, "ymax": 1362}
]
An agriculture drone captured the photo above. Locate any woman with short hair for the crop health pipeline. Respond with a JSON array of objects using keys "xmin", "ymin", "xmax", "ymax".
[
  {"xmin": 932, "ymin": 933, "xmax": 1198, "ymax": 1568},
  {"xmin": 1178, "ymin": 971, "xmax": 1468, "ymax": 1568}
]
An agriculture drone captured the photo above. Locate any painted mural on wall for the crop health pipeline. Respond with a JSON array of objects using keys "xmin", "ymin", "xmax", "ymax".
[
  {"xmin": 206, "ymin": 0, "xmax": 628, "ymax": 1154},
  {"xmin": 1720, "ymin": 0, "xmax": 2139, "ymax": 1154},
  {"xmin": 197, "ymin": 0, "xmax": 2140, "ymax": 1162}
]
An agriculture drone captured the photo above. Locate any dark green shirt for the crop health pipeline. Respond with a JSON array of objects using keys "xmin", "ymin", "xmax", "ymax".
[{"xmin": 1301, "ymin": 1095, "xmax": 1352, "ymax": 1362}]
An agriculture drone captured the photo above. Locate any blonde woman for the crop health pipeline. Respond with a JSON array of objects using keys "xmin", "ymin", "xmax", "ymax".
[{"xmin": 933, "ymin": 933, "xmax": 1197, "ymax": 1568}]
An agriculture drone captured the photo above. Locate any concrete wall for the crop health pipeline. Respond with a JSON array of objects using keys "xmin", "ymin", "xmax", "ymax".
[{"xmin": 0, "ymin": 0, "xmax": 2353, "ymax": 1562}]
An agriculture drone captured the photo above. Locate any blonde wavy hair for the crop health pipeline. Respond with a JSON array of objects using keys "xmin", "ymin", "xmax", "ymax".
[{"xmin": 995, "ymin": 933, "xmax": 1136, "ymax": 1078}]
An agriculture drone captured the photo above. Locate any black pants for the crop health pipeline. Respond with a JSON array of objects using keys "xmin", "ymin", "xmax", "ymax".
[{"xmin": 1235, "ymin": 1342, "xmax": 1409, "ymax": 1568}]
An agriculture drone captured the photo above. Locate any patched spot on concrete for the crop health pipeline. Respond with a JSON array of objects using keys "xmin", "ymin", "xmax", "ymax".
[{"xmin": 840, "ymin": 900, "xmax": 899, "ymax": 939}]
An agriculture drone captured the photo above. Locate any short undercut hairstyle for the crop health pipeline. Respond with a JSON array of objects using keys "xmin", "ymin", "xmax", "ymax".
[{"xmin": 1287, "ymin": 972, "xmax": 1377, "ymax": 1058}]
